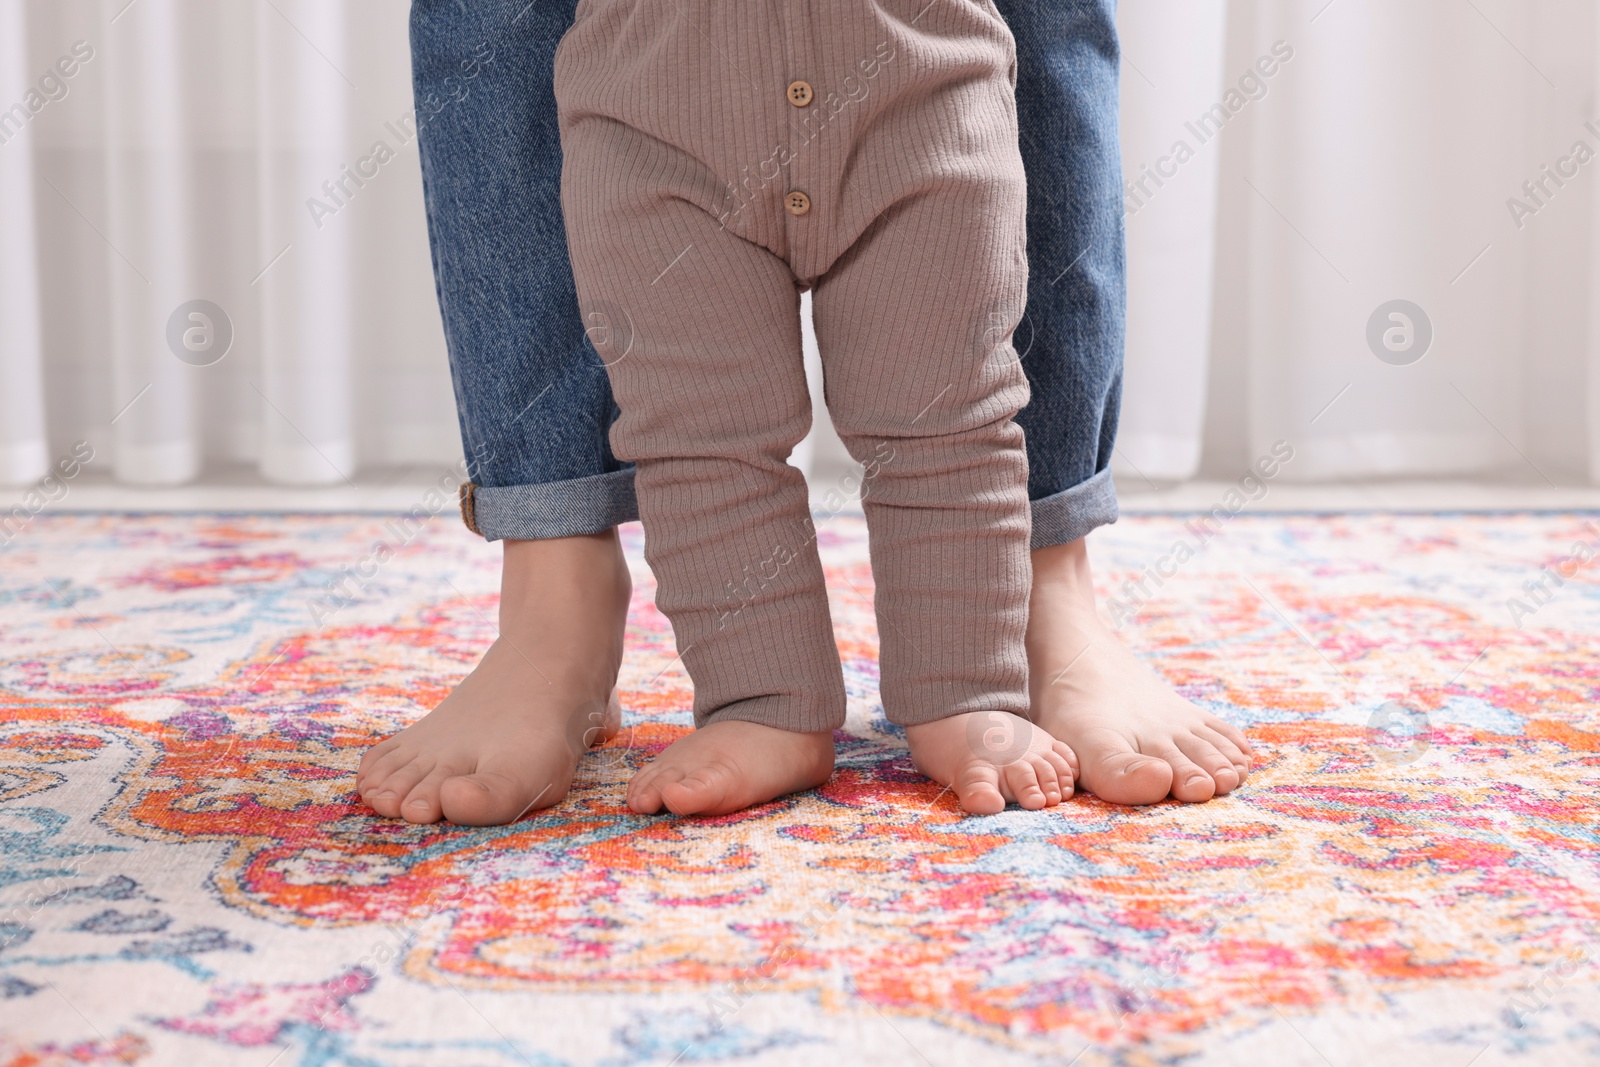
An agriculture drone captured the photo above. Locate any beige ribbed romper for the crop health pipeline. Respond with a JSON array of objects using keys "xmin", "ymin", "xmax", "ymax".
[{"xmin": 554, "ymin": 0, "xmax": 1032, "ymax": 731}]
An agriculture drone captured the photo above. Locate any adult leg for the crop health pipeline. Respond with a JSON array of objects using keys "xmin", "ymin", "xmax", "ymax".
[
  {"xmin": 357, "ymin": 0, "xmax": 633, "ymax": 826},
  {"xmin": 997, "ymin": 0, "xmax": 1252, "ymax": 803}
]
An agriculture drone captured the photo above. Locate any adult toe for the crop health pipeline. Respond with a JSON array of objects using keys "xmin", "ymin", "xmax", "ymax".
[
  {"xmin": 1177, "ymin": 733, "xmax": 1241, "ymax": 795},
  {"xmin": 1196, "ymin": 726, "xmax": 1251, "ymax": 778},
  {"xmin": 1158, "ymin": 744, "xmax": 1218, "ymax": 803},
  {"xmin": 399, "ymin": 767, "xmax": 453, "ymax": 824},
  {"xmin": 440, "ymin": 767, "xmax": 562, "ymax": 826},
  {"xmin": 1205, "ymin": 716, "xmax": 1254, "ymax": 760},
  {"xmin": 362, "ymin": 756, "xmax": 435, "ymax": 819},
  {"xmin": 357, "ymin": 736, "xmax": 401, "ymax": 782},
  {"xmin": 358, "ymin": 745, "xmax": 420, "ymax": 797},
  {"xmin": 1077, "ymin": 729, "xmax": 1174, "ymax": 805}
]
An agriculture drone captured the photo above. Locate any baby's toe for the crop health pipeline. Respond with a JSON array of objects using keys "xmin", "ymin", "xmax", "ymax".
[
  {"xmin": 1050, "ymin": 739, "xmax": 1079, "ymax": 781},
  {"xmin": 1001, "ymin": 761, "xmax": 1048, "ymax": 810},
  {"xmin": 660, "ymin": 764, "xmax": 735, "ymax": 816},
  {"xmin": 1023, "ymin": 753, "xmax": 1065, "ymax": 806},
  {"xmin": 1044, "ymin": 743, "xmax": 1077, "ymax": 798},
  {"xmin": 626, "ymin": 761, "xmax": 684, "ymax": 815},
  {"xmin": 953, "ymin": 761, "xmax": 1006, "ymax": 815}
]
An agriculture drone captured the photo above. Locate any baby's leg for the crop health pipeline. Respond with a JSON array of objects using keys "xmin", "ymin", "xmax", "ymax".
[
  {"xmin": 559, "ymin": 128, "xmax": 843, "ymax": 816},
  {"xmin": 811, "ymin": 177, "xmax": 1073, "ymax": 816}
]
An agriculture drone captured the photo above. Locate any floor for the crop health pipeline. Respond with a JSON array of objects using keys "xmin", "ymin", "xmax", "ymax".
[
  {"xmin": 1, "ymin": 507, "xmax": 1597, "ymax": 1066},
  {"xmin": 40, "ymin": 464, "xmax": 1600, "ymax": 514}
]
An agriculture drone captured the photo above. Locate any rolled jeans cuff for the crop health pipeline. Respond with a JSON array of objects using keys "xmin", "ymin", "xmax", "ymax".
[
  {"xmin": 1030, "ymin": 466, "xmax": 1118, "ymax": 549},
  {"xmin": 460, "ymin": 468, "xmax": 638, "ymax": 541}
]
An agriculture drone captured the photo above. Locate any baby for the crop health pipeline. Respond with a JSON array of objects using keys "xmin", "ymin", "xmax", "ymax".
[
  {"xmin": 358, "ymin": 0, "xmax": 1254, "ymax": 827},
  {"xmin": 548, "ymin": 0, "xmax": 1076, "ymax": 815}
]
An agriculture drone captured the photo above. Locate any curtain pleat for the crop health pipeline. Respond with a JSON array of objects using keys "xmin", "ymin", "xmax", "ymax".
[
  {"xmin": 1, "ymin": 0, "xmax": 1598, "ymax": 489},
  {"xmin": 0, "ymin": 0, "xmax": 48, "ymax": 485},
  {"xmin": 103, "ymin": 0, "xmax": 197, "ymax": 484},
  {"xmin": 0, "ymin": 0, "xmax": 452, "ymax": 489},
  {"xmin": 255, "ymin": 0, "xmax": 355, "ymax": 485},
  {"xmin": 1116, "ymin": 0, "xmax": 1228, "ymax": 483}
]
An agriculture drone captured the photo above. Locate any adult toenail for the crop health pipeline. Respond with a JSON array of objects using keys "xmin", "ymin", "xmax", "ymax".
[
  {"xmin": 1187, "ymin": 773, "xmax": 1209, "ymax": 785},
  {"xmin": 371, "ymin": 790, "xmax": 392, "ymax": 800}
]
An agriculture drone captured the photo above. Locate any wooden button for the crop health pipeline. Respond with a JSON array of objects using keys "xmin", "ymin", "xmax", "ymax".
[
  {"xmin": 785, "ymin": 191, "xmax": 811, "ymax": 216},
  {"xmin": 787, "ymin": 80, "xmax": 814, "ymax": 107}
]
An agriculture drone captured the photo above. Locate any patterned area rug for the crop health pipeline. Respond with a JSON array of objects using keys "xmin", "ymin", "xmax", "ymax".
[{"xmin": 2, "ymin": 512, "xmax": 1598, "ymax": 1067}]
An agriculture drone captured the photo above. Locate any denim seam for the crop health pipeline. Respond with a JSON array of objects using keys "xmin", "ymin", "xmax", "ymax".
[
  {"xmin": 464, "ymin": 468, "xmax": 638, "ymax": 541},
  {"xmin": 1030, "ymin": 466, "xmax": 1118, "ymax": 548}
]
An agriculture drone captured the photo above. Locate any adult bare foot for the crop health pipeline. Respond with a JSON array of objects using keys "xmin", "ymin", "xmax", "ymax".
[
  {"xmin": 905, "ymin": 712, "xmax": 1078, "ymax": 815},
  {"xmin": 1028, "ymin": 536, "xmax": 1253, "ymax": 805},
  {"xmin": 356, "ymin": 530, "xmax": 631, "ymax": 825},
  {"xmin": 625, "ymin": 720, "xmax": 835, "ymax": 816}
]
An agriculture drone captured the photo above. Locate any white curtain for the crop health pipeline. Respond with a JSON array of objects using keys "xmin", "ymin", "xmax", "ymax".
[
  {"xmin": 1119, "ymin": 0, "xmax": 1600, "ymax": 485},
  {"xmin": 2, "ymin": 0, "xmax": 1598, "ymax": 489},
  {"xmin": 1, "ymin": 0, "xmax": 454, "ymax": 488}
]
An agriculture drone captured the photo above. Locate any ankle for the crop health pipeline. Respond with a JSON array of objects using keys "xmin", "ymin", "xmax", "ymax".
[
  {"xmin": 491, "ymin": 530, "xmax": 631, "ymax": 688},
  {"xmin": 1031, "ymin": 537, "xmax": 1092, "ymax": 588},
  {"xmin": 1030, "ymin": 538, "xmax": 1102, "ymax": 621},
  {"xmin": 499, "ymin": 530, "xmax": 631, "ymax": 624}
]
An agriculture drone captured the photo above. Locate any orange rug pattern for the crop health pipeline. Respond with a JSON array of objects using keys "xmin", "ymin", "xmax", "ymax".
[{"xmin": 1, "ymin": 512, "xmax": 1598, "ymax": 1066}]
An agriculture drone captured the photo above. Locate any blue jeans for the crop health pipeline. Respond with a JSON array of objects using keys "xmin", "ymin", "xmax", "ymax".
[{"xmin": 411, "ymin": 0, "xmax": 1123, "ymax": 549}]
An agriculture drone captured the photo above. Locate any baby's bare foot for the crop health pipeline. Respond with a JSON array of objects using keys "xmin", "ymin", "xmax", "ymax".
[
  {"xmin": 1029, "ymin": 537, "xmax": 1253, "ymax": 805},
  {"xmin": 625, "ymin": 720, "xmax": 835, "ymax": 816},
  {"xmin": 356, "ymin": 531, "xmax": 630, "ymax": 825},
  {"xmin": 905, "ymin": 712, "xmax": 1077, "ymax": 815}
]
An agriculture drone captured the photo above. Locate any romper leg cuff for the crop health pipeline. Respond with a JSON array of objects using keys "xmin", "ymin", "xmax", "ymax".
[
  {"xmin": 459, "ymin": 468, "xmax": 638, "ymax": 541},
  {"xmin": 1030, "ymin": 466, "xmax": 1118, "ymax": 549}
]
